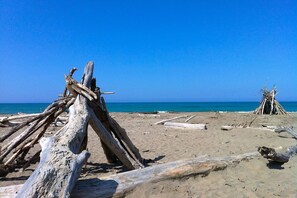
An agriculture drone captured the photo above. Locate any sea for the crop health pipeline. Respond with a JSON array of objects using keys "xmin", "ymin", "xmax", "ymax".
[{"xmin": 0, "ymin": 102, "xmax": 296, "ymax": 114}]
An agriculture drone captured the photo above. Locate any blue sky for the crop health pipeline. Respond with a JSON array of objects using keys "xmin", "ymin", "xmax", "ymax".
[{"xmin": 0, "ymin": 0, "xmax": 296, "ymax": 103}]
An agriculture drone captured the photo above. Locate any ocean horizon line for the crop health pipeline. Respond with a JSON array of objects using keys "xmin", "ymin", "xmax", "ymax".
[
  {"xmin": 1, "ymin": 101, "xmax": 297, "ymax": 104},
  {"xmin": 0, "ymin": 102, "xmax": 296, "ymax": 114}
]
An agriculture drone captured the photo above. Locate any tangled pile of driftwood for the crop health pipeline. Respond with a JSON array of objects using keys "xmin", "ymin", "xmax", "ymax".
[
  {"xmin": 0, "ymin": 62, "xmax": 145, "ymax": 197},
  {"xmin": 254, "ymin": 87, "xmax": 286, "ymax": 115}
]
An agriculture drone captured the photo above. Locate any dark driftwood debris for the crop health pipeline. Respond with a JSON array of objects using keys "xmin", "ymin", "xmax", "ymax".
[{"xmin": 258, "ymin": 127, "xmax": 297, "ymax": 163}]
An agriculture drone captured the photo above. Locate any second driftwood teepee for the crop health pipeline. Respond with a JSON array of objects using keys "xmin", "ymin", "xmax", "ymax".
[{"xmin": 254, "ymin": 87, "xmax": 286, "ymax": 115}]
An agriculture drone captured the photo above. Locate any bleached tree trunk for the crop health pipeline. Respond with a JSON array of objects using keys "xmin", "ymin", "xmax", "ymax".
[
  {"xmin": 15, "ymin": 62, "xmax": 95, "ymax": 198},
  {"xmin": 164, "ymin": 122, "xmax": 206, "ymax": 129}
]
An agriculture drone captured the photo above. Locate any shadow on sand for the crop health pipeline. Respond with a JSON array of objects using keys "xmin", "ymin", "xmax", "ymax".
[{"xmin": 266, "ymin": 161, "xmax": 285, "ymax": 170}]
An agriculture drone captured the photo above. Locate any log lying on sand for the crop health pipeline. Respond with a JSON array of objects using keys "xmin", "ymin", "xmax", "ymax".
[
  {"xmin": 259, "ymin": 127, "xmax": 297, "ymax": 163},
  {"xmin": 258, "ymin": 146, "xmax": 297, "ymax": 163},
  {"xmin": 0, "ymin": 152, "xmax": 259, "ymax": 198},
  {"xmin": 258, "ymin": 147, "xmax": 287, "ymax": 163},
  {"xmin": 164, "ymin": 122, "xmax": 206, "ymax": 130}
]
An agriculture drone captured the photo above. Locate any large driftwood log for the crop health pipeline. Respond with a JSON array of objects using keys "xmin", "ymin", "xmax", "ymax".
[
  {"xmin": 164, "ymin": 122, "xmax": 206, "ymax": 130},
  {"xmin": 258, "ymin": 147, "xmax": 288, "ymax": 163},
  {"xmin": 15, "ymin": 62, "xmax": 95, "ymax": 198},
  {"xmin": 259, "ymin": 127, "xmax": 297, "ymax": 163},
  {"xmin": 0, "ymin": 152, "xmax": 259, "ymax": 198}
]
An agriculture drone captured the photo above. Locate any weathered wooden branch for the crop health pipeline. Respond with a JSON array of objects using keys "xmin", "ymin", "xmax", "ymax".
[
  {"xmin": 154, "ymin": 115, "xmax": 189, "ymax": 125},
  {"xmin": 185, "ymin": 115, "xmax": 196, "ymax": 122},
  {"xmin": 89, "ymin": 109, "xmax": 143, "ymax": 169},
  {"xmin": 0, "ymin": 111, "xmax": 50, "ymax": 142},
  {"xmin": 65, "ymin": 75, "xmax": 97, "ymax": 101},
  {"xmin": 0, "ymin": 98, "xmax": 75, "ymax": 165},
  {"xmin": 0, "ymin": 113, "xmax": 40, "ymax": 123},
  {"xmin": 108, "ymin": 116, "xmax": 144, "ymax": 164},
  {"xmin": 89, "ymin": 81, "xmax": 118, "ymax": 164},
  {"xmin": 0, "ymin": 152, "xmax": 259, "ymax": 198},
  {"xmin": 259, "ymin": 127, "xmax": 297, "ymax": 163},
  {"xmin": 258, "ymin": 147, "xmax": 288, "ymax": 163}
]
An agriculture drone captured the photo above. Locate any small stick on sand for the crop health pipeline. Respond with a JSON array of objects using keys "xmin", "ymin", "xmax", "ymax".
[
  {"xmin": 154, "ymin": 115, "xmax": 189, "ymax": 125},
  {"xmin": 185, "ymin": 115, "xmax": 196, "ymax": 122}
]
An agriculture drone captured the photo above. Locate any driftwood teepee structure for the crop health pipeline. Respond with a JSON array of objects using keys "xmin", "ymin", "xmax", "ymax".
[
  {"xmin": 0, "ymin": 62, "xmax": 144, "ymax": 197},
  {"xmin": 254, "ymin": 87, "xmax": 286, "ymax": 115}
]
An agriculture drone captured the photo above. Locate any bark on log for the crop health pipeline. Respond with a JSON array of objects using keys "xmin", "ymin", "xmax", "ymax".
[
  {"xmin": 15, "ymin": 62, "xmax": 94, "ymax": 198},
  {"xmin": 164, "ymin": 122, "xmax": 206, "ymax": 130},
  {"xmin": 0, "ymin": 152, "xmax": 259, "ymax": 198}
]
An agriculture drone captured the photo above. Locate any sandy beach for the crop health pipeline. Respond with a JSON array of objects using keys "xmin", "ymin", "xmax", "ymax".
[{"xmin": 0, "ymin": 112, "xmax": 296, "ymax": 197}]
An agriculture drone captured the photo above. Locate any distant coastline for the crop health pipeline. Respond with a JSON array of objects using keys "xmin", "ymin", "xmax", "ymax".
[{"xmin": 0, "ymin": 102, "xmax": 296, "ymax": 114}]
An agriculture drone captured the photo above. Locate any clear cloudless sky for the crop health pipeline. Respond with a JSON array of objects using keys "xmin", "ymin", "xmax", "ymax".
[{"xmin": 0, "ymin": 0, "xmax": 296, "ymax": 103}]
